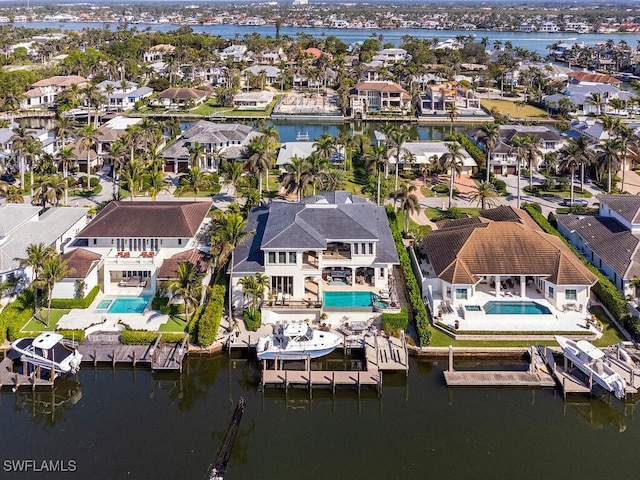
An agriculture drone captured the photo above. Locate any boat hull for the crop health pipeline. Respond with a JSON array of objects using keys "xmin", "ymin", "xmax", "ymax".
[{"xmin": 257, "ymin": 346, "xmax": 338, "ymax": 361}]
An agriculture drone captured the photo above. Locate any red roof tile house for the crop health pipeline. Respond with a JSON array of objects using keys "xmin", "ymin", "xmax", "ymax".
[{"xmin": 349, "ymin": 81, "xmax": 412, "ymax": 119}]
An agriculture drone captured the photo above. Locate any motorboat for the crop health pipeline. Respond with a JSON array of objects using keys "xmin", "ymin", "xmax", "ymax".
[
  {"xmin": 11, "ymin": 332, "xmax": 83, "ymax": 375},
  {"xmin": 256, "ymin": 322, "xmax": 342, "ymax": 360},
  {"xmin": 555, "ymin": 336, "xmax": 626, "ymax": 400}
]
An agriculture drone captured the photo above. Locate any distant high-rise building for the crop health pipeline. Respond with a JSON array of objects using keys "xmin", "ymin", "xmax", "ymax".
[{"xmin": 293, "ymin": 0, "xmax": 308, "ymax": 5}]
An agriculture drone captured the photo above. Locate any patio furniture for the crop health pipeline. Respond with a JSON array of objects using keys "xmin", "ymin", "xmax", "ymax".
[
  {"xmin": 118, "ymin": 279, "xmax": 127, "ymax": 287},
  {"xmin": 126, "ymin": 277, "xmax": 140, "ymax": 287},
  {"xmin": 283, "ymin": 293, "xmax": 291, "ymax": 306},
  {"xmin": 140, "ymin": 280, "xmax": 147, "ymax": 288},
  {"xmin": 276, "ymin": 292, "xmax": 283, "ymax": 305},
  {"xmin": 577, "ymin": 304, "xmax": 583, "ymax": 312}
]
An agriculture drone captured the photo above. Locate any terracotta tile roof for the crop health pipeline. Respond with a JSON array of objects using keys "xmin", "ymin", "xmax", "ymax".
[
  {"xmin": 32, "ymin": 75, "xmax": 87, "ymax": 88},
  {"xmin": 422, "ymin": 219, "xmax": 597, "ymax": 286},
  {"xmin": 61, "ymin": 248, "xmax": 101, "ymax": 278},
  {"xmin": 568, "ymin": 71, "xmax": 620, "ymax": 85},
  {"xmin": 479, "ymin": 205, "xmax": 539, "ymax": 228},
  {"xmin": 157, "ymin": 248, "xmax": 212, "ymax": 279},
  {"xmin": 354, "ymin": 81, "xmax": 409, "ymax": 95},
  {"xmin": 77, "ymin": 201, "xmax": 210, "ymax": 238}
]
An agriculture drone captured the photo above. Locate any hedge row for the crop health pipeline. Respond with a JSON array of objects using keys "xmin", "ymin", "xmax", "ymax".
[
  {"xmin": 382, "ymin": 308, "xmax": 408, "ymax": 337},
  {"xmin": 387, "ymin": 206, "xmax": 431, "ymax": 346},
  {"xmin": 522, "ymin": 204, "xmax": 639, "ymax": 338},
  {"xmin": 151, "ymin": 296, "xmax": 186, "ymax": 315},
  {"xmin": 453, "ymin": 133, "xmax": 487, "ymax": 171},
  {"xmin": 197, "ymin": 283, "xmax": 226, "ymax": 346},
  {"xmin": 50, "ymin": 286, "xmax": 100, "ymax": 309},
  {"xmin": 0, "ymin": 293, "xmax": 34, "ymax": 342},
  {"xmin": 119, "ymin": 330, "xmax": 184, "ymax": 345},
  {"xmin": 18, "ymin": 329, "xmax": 86, "ymax": 343}
]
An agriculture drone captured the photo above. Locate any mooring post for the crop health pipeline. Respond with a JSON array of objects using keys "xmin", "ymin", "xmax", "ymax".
[
  {"xmin": 332, "ymin": 371, "xmax": 335, "ymax": 395},
  {"xmin": 112, "ymin": 349, "xmax": 116, "ymax": 368},
  {"xmin": 133, "ymin": 350, "xmax": 137, "ymax": 367},
  {"xmin": 448, "ymin": 345, "xmax": 454, "ymax": 372},
  {"xmin": 94, "ymin": 349, "xmax": 97, "ymax": 367}
]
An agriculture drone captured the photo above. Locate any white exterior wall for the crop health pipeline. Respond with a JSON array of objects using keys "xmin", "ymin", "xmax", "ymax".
[{"xmin": 52, "ymin": 268, "xmax": 99, "ymax": 299}]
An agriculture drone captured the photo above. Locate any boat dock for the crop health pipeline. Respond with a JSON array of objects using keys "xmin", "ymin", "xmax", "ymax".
[
  {"xmin": 443, "ymin": 346, "xmax": 556, "ymax": 388},
  {"xmin": 257, "ymin": 330, "xmax": 408, "ymax": 394},
  {"xmin": 0, "ymin": 356, "xmax": 57, "ymax": 390},
  {"xmin": 77, "ymin": 333, "xmax": 189, "ymax": 372}
]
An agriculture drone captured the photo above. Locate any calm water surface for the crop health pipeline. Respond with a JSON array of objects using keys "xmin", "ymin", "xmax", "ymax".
[{"xmin": 1, "ymin": 355, "xmax": 638, "ymax": 480}]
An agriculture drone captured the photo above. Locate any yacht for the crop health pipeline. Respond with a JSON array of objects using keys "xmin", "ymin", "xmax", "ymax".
[
  {"xmin": 256, "ymin": 322, "xmax": 342, "ymax": 360},
  {"xmin": 555, "ymin": 336, "xmax": 626, "ymax": 399},
  {"xmin": 11, "ymin": 332, "xmax": 83, "ymax": 375}
]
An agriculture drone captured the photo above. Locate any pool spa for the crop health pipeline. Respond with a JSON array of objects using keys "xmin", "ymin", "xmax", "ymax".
[
  {"xmin": 323, "ymin": 291, "xmax": 387, "ymax": 309},
  {"xmin": 96, "ymin": 296, "xmax": 152, "ymax": 314},
  {"xmin": 483, "ymin": 301, "xmax": 552, "ymax": 315}
]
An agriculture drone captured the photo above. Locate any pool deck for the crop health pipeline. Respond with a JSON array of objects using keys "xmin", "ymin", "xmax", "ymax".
[{"xmin": 57, "ymin": 293, "xmax": 169, "ymax": 331}]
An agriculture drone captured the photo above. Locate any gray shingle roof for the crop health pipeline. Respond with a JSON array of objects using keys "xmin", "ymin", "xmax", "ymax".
[{"xmin": 598, "ymin": 195, "xmax": 640, "ymax": 225}]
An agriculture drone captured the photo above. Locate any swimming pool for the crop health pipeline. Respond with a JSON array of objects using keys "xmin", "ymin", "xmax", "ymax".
[
  {"xmin": 483, "ymin": 301, "xmax": 552, "ymax": 315},
  {"xmin": 323, "ymin": 291, "xmax": 378, "ymax": 308},
  {"xmin": 96, "ymin": 296, "xmax": 152, "ymax": 314}
]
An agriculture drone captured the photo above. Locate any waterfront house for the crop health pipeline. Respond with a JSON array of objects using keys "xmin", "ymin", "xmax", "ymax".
[
  {"xmin": 151, "ymin": 87, "xmax": 208, "ymax": 109},
  {"xmin": 161, "ymin": 120, "xmax": 262, "ymax": 173},
  {"xmin": 371, "ymin": 48, "xmax": 410, "ymax": 65},
  {"xmin": 219, "ymin": 45, "xmax": 251, "ymax": 63},
  {"xmin": 241, "ymin": 65, "xmax": 281, "ymax": 88},
  {"xmin": 143, "ymin": 44, "xmax": 175, "ymax": 63},
  {"xmin": 0, "ymin": 204, "xmax": 87, "ymax": 288},
  {"xmin": 557, "ymin": 195, "xmax": 640, "ymax": 297},
  {"xmin": 275, "ymin": 141, "xmax": 345, "ymax": 168},
  {"xmin": 96, "ymin": 81, "xmax": 153, "ymax": 111},
  {"xmin": 231, "ymin": 191, "xmax": 399, "ymax": 319},
  {"xmin": 63, "ymin": 201, "xmax": 211, "ymax": 296},
  {"xmin": 20, "ymin": 75, "xmax": 88, "ymax": 109},
  {"xmin": 233, "ymin": 91, "xmax": 274, "ymax": 110},
  {"xmin": 349, "ymin": 81, "xmax": 412, "ymax": 119},
  {"xmin": 417, "ymin": 81, "xmax": 482, "ymax": 116},
  {"xmin": 466, "ymin": 125, "xmax": 564, "ymax": 175},
  {"xmin": 543, "ymin": 83, "xmax": 633, "ymax": 116},
  {"xmin": 53, "ymin": 248, "xmax": 102, "ymax": 299},
  {"xmin": 539, "ymin": 22, "xmax": 560, "ymax": 32},
  {"xmin": 419, "ymin": 206, "xmax": 597, "ymax": 328},
  {"xmin": 389, "ymin": 141, "xmax": 477, "ymax": 175},
  {"xmin": 567, "ymin": 71, "xmax": 622, "ymax": 87}
]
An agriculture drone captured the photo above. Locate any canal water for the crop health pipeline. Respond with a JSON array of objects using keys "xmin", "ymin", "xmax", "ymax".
[{"xmin": 1, "ymin": 355, "xmax": 638, "ymax": 479}]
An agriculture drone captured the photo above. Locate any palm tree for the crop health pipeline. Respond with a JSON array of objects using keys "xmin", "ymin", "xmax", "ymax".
[
  {"xmin": 280, "ymin": 155, "xmax": 311, "ymax": 201},
  {"xmin": 10, "ymin": 125, "xmax": 34, "ymax": 195},
  {"xmin": 559, "ymin": 139, "xmax": 589, "ymax": 209},
  {"xmin": 243, "ymin": 136, "xmax": 273, "ymax": 195},
  {"xmin": 15, "ymin": 242, "xmax": 56, "ymax": 314},
  {"xmin": 323, "ymin": 169, "xmax": 346, "ymax": 191},
  {"xmin": 523, "ymin": 135, "xmax": 542, "ymax": 190},
  {"xmin": 307, "ymin": 152, "xmax": 329, "ymax": 195},
  {"xmin": 24, "ymin": 138, "xmax": 43, "ymax": 197},
  {"xmin": 587, "ymin": 92, "xmax": 603, "ymax": 115},
  {"xmin": 383, "ymin": 123, "xmax": 411, "ymax": 194},
  {"xmin": 211, "ymin": 211, "xmax": 253, "ymax": 329},
  {"xmin": 176, "ymin": 167, "xmax": 211, "ymax": 201},
  {"xmin": 597, "ymin": 139, "xmax": 621, "ymax": 194},
  {"xmin": 366, "ymin": 143, "xmax": 390, "ymax": 206},
  {"xmin": 187, "ymin": 141, "xmax": 206, "ymax": 169},
  {"xmin": 313, "ymin": 133, "xmax": 336, "ymax": 162},
  {"xmin": 168, "ymin": 261, "xmax": 203, "ymax": 326},
  {"xmin": 630, "ymin": 276, "xmax": 640, "ymax": 303},
  {"xmin": 41, "ymin": 254, "xmax": 74, "ymax": 326},
  {"xmin": 469, "ymin": 181, "xmax": 498, "ymax": 210},
  {"xmin": 445, "ymin": 103, "xmax": 458, "ymax": 133},
  {"xmin": 478, "ymin": 123, "xmax": 500, "ymax": 183},
  {"xmin": 615, "ymin": 124, "xmax": 638, "ymax": 193},
  {"xmin": 76, "ymin": 123, "xmax": 99, "ymax": 193},
  {"xmin": 508, "ymin": 136, "xmax": 531, "ymax": 209},
  {"xmin": 439, "ymin": 142, "xmax": 465, "ymax": 209},
  {"xmin": 221, "ymin": 160, "xmax": 244, "ymax": 200},
  {"xmin": 4, "ymin": 185, "xmax": 24, "ymax": 203},
  {"xmin": 144, "ymin": 165, "xmax": 170, "ymax": 201},
  {"xmin": 32, "ymin": 175, "xmax": 66, "ymax": 207},
  {"xmin": 121, "ymin": 160, "xmax": 145, "ymax": 201},
  {"xmin": 108, "ymin": 140, "xmax": 127, "ymax": 199},
  {"xmin": 396, "ymin": 183, "xmax": 421, "ymax": 233}
]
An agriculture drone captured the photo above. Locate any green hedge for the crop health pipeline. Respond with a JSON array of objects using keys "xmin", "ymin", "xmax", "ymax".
[
  {"xmin": 243, "ymin": 308, "xmax": 261, "ymax": 332},
  {"xmin": 0, "ymin": 293, "xmax": 34, "ymax": 341},
  {"xmin": 453, "ymin": 133, "xmax": 487, "ymax": 171},
  {"xmin": 119, "ymin": 330, "xmax": 184, "ymax": 345},
  {"xmin": 382, "ymin": 308, "xmax": 408, "ymax": 337},
  {"xmin": 386, "ymin": 206, "xmax": 431, "ymax": 346},
  {"xmin": 50, "ymin": 285, "xmax": 100, "ymax": 309},
  {"xmin": 522, "ymin": 204, "xmax": 638, "ymax": 338},
  {"xmin": 197, "ymin": 283, "xmax": 226, "ymax": 346}
]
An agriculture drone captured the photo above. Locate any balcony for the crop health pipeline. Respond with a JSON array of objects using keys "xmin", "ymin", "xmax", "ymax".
[{"xmin": 105, "ymin": 249, "xmax": 158, "ymax": 265}]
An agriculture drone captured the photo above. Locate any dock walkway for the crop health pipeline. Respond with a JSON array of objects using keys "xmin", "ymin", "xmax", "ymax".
[
  {"xmin": 363, "ymin": 332, "xmax": 409, "ymax": 373},
  {"xmin": 0, "ymin": 356, "xmax": 56, "ymax": 390},
  {"xmin": 443, "ymin": 346, "xmax": 556, "ymax": 388}
]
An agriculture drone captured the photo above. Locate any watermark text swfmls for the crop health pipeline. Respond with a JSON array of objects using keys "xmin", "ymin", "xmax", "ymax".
[{"xmin": 3, "ymin": 460, "xmax": 77, "ymax": 473}]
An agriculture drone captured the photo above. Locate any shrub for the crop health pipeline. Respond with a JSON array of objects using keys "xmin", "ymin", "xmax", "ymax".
[
  {"xmin": 243, "ymin": 308, "xmax": 261, "ymax": 331},
  {"xmin": 382, "ymin": 308, "xmax": 408, "ymax": 337},
  {"xmin": 490, "ymin": 178, "xmax": 507, "ymax": 194},
  {"xmin": 386, "ymin": 206, "xmax": 431, "ymax": 346},
  {"xmin": 0, "ymin": 292, "xmax": 34, "ymax": 342},
  {"xmin": 56, "ymin": 330, "xmax": 85, "ymax": 342},
  {"xmin": 197, "ymin": 282, "xmax": 226, "ymax": 346},
  {"xmin": 50, "ymin": 285, "xmax": 100, "ymax": 309},
  {"xmin": 119, "ymin": 330, "xmax": 184, "ymax": 345}
]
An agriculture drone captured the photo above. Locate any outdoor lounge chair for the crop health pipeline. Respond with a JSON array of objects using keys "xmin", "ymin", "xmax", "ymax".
[
  {"xmin": 276, "ymin": 292, "xmax": 283, "ymax": 305},
  {"xmin": 126, "ymin": 277, "xmax": 140, "ymax": 287},
  {"xmin": 283, "ymin": 293, "xmax": 291, "ymax": 306}
]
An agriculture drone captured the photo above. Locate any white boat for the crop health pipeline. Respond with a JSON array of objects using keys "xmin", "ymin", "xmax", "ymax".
[
  {"xmin": 555, "ymin": 336, "xmax": 626, "ymax": 399},
  {"xmin": 256, "ymin": 322, "xmax": 342, "ymax": 360},
  {"xmin": 11, "ymin": 332, "xmax": 83, "ymax": 375}
]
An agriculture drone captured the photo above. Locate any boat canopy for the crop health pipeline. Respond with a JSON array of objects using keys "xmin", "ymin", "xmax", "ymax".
[
  {"xmin": 283, "ymin": 322, "xmax": 311, "ymax": 338},
  {"xmin": 32, "ymin": 332, "xmax": 65, "ymax": 350}
]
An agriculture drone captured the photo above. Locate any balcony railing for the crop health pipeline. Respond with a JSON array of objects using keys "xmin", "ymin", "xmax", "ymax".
[{"xmin": 322, "ymin": 249, "xmax": 351, "ymax": 260}]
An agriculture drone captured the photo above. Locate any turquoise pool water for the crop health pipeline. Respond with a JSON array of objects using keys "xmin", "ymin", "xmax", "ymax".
[
  {"xmin": 96, "ymin": 300, "xmax": 112, "ymax": 310},
  {"xmin": 324, "ymin": 291, "xmax": 377, "ymax": 308},
  {"xmin": 483, "ymin": 301, "xmax": 552, "ymax": 315},
  {"xmin": 107, "ymin": 296, "xmax": 152, "ymax": 314}
]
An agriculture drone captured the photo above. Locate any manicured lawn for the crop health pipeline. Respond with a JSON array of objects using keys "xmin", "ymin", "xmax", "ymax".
[
  {"xmin": 68, "ymin": 184, "xmax": 103, "ymax": 197},
  {"xmin": 21, "ymin": 309, "xmax": 70, "ymax": 332},
  {"xmin": 174, "ymin": 185, "xmax": 222, "ymax": 198},
  {"xmin": 481, "ymin": 99, "xmax": 547, "ymax": 118},
  {"xmin": 423, "ymin": 207, "xmax": 481, "ymax": 221},
  {"xmin": 158, "ymin": 316, "xmax": 188, "ymax": 333},
  {"xmin": 590, "ymin": 305, "xmax": 627, "ymax": 347}
]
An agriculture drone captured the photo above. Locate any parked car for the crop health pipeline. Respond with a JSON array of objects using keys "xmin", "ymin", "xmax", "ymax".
[
  {"xmin": 561, "ymin": 198, "xmax": 588, "ymax": 207},
  {"xmin": 0, "ymin": 173, "xmax": 16, "ymax": 184}
]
